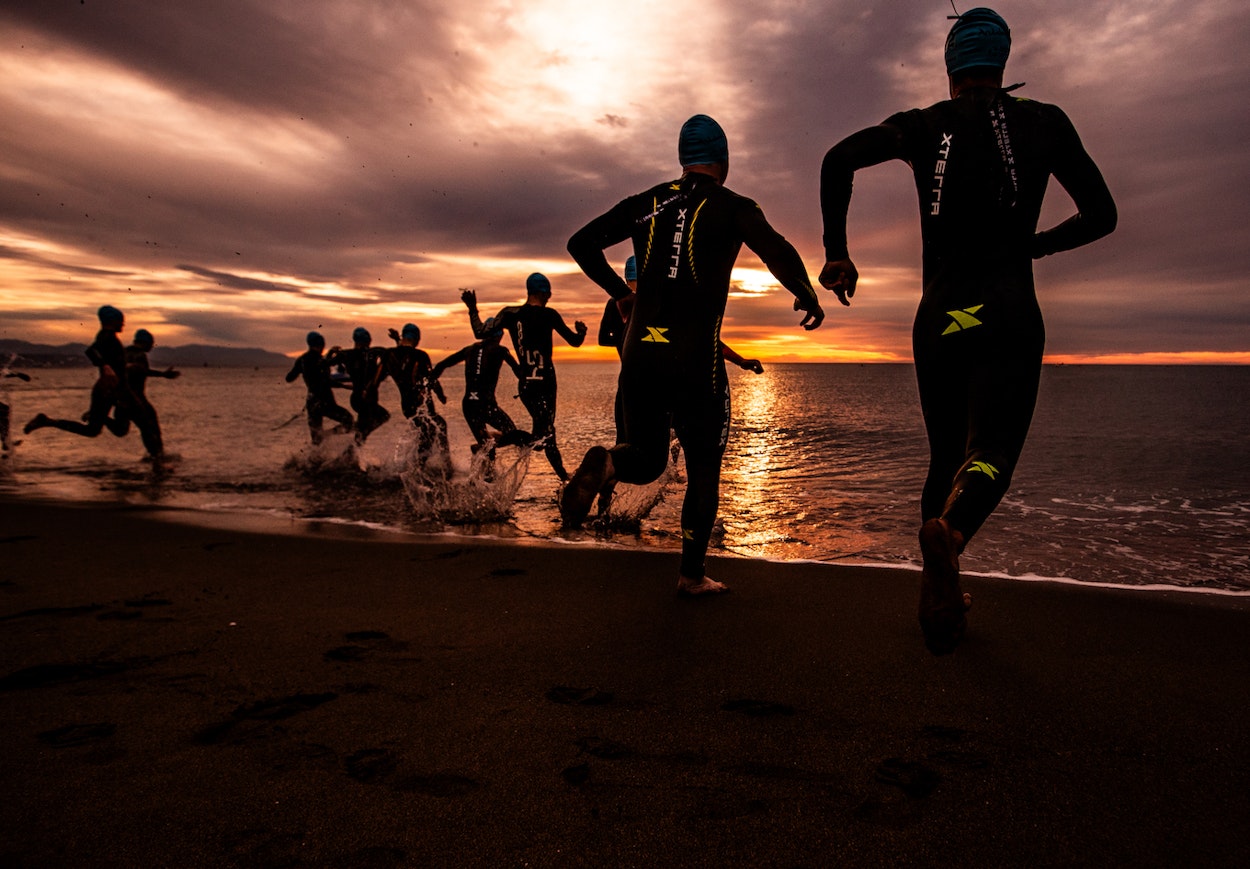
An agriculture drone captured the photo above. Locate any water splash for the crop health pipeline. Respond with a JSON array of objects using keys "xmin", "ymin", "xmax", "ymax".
[
  {"xmin": 283, "ymin": 431, "xmax": 361, "ymax": 475},
  {"xmin": 586, "ymin": 457, "xmax": 678, "ymax": 533},
  {"xmin": 402, "ymin": 438, "xmax": 533, "ymax": 523}
]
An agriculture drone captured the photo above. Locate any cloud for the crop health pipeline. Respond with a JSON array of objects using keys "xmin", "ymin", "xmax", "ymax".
[{"xmin": 1, "ymin": 0, "xmax": 1247, "ymax": 361}]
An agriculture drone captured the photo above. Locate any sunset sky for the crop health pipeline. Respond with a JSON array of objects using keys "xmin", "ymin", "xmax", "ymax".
[{"xmin": 2, "ymin": 0, "xmax": 1247, "ymax": 364}]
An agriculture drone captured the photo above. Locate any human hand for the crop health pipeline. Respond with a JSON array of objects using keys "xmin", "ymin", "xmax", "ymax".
[
  {"xmin": 164, "ymin": 367, "xmax": 181, "ymax": 379},
  {"xmin": 575, "ymin": 320, "xmax": 588, "ymax": 336},
  {"xmin": 819, "ymin": 259, "xmax": 857, "ymax": 306},
  {"xmin": 460, "ymin": 288, "xmax": 477, "ymax": 308},
  {"xmin": 794, "ymin": 298, "xmax": 825, "ymax": 331},
  {"xmin": 740, "ymin": 358, "xmax": 764, "ymax": 374}
]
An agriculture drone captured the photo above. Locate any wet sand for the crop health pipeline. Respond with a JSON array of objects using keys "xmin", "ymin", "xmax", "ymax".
[{"xmin": 2, "ymin": 494, "xmax": 1249, "ymax": 867}]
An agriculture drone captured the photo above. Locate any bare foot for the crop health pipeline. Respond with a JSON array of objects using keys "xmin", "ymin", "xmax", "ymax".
[
  {"xmin": 918, "ymin": 518, "xmax": 971, "ymax": 655},
  {"xmin": 676, "ymin": 575, "xmax": 730, "ymax": 597}
]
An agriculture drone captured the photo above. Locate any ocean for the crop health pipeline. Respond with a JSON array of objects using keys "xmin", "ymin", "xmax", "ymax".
[{"xmin": 3, "ymin": 362, "xmax": 1248, "ymax": 594}]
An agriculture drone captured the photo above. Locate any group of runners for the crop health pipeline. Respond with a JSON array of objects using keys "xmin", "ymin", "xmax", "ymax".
[
  {"xmin": 15, "ymin": 9, "xmax": 1118, "ymax": 655},
  {"xmin": 20, "ymin": 305, "xmax": 180, "ymax": 463}
]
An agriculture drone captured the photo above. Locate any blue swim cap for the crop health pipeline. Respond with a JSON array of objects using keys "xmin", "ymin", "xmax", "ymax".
[
  {"xmin": 624, "ymin": 256, "xmax": 637, "ymax": 281},
  {"xmin": 482, "ymin": 317, "xmax": 505, "ymax": 338},
  {"xmin": 133, "ymin": 328, "xmax": 154, "ymax": 347},
  {"xmin": 401, "ymin": 323, "xmax": 420, "ymax": 342},
  {"xmin": 352, "ymin": 326, "xmax": 371, "ymax": 344},
  {"xmin": 526, "ymin": 273, "xmax": 551, "ymax": 295},
  {"xmin": 945, "ymin": 7, "xmax": 1010, "ymax": 75},
  {"xmin": 678, "ymin": 114, "xmax": 729, "ymax": 167},
  {"xmin": 97, "ymin": 305, "xmax": 124, "ymax": 327},
  {"xmin": 306, "ymin": 330, "xmax": 325, "ymax": 347}
]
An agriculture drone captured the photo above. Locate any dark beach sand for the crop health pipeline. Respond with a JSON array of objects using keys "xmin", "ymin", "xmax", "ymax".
[{"xmin": 2, "ymin": 494, "xmax": 1248, "ymax": 868}]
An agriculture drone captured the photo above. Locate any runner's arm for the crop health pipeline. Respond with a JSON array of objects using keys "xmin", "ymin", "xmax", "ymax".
[
  {"xmin": 567, "ymin": 202, "xmax": 636, "ymax": 301},
  {"xmin": 739, "ymin": 202, "xmax": 825, "ymax": 330},
  {"xmin": 1032, "ymin": 109, "xmax": 1118, "ymax": 258},
  {"xmin": 819, "ymin": 124, "xmax": 906, "ymax": 303}
]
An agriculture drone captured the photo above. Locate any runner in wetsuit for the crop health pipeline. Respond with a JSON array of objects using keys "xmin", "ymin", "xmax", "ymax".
[
  {"xmin": 284, "ymin": 331, "xmax": 353, "ymax": 445},
  {"xmin": 594, "ymin": 255, "xmax": 763, "ymax": 516},
  {"xmin": 24, "ymin": 305, "xmax": 135, "ymax": 441},
  {"xmin": 1, "ymin": 358, "xmax": 32, "ymax": 454},
  {"xmin": 377, "ymin": 322, "xmax": 449, "ymax": 464},
  {"xmin": 429, "ymin": 318, "xmax": 531, "ymax": 453},
  {"xmin": 461, "ymin": 274, "xmax": 587, "ymax": 480},
  {"xmin": 114, "ymin": 328, "xmax": 180, "ymax": 460},
  {"xmin": 565, "ymin": 114, "xmax": 826, "ymax": 595},
  {"xmin": 327, "ymin": 327, "xmax": 390, "ymax": 443},
  {"xmin": 819, "ymin": 7, "xmax": 1117, "ymax": 653}
]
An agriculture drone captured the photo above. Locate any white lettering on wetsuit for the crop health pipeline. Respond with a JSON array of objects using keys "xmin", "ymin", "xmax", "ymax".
[
  {"xmin": 669, "ymin": 207, "xmax": 688, "ymax": 279},
  {"xmin": 931, "ymin": 133, "xmax": 953, "ymax": 215}
]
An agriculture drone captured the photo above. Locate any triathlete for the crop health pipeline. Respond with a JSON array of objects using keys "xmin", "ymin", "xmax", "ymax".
[
  {"xmin": 564, "ymin": 114, "xmax": 826, "ymax": 596},
  {"xmin": 1, "ymin": 357, "xmax": 32, "ymax": 453},
  {"xmin": 819, "ymin": 7, "xmax": 1117, "ymax": 653},
  {"xmin": 461, "ymin": 274, "xmax": 587, "ymax": 480},
  {"xmin": 115, "ymin": 328, "xmax": 180, "ymax": 460},
  {"xmin": 327, "ymin": 327, "xmax": 390, "ymax": 443},
  {"xmin": 24, "ymin": 305, "xmax": 135, "ymax": 442},
  {"xmin": 377, "ymin": 322, "xmax": 449, "ymax": 464},
  {"xmin": 430, "ymin": 318, "xmax": 531, "ymax": 455},
  {"xmin": 284, "ymin": 331, "xmax": 353, "ymax": 445}
]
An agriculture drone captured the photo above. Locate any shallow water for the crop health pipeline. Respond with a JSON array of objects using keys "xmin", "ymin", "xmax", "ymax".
[{"xmin": 3, "ymin": 362, "xmax": 1248, "ymax": 593}]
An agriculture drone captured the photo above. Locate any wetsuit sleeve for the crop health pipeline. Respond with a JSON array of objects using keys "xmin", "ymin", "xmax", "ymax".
[
  {"xmin": 736, "ymin": 198, "xmax": 821, "ymax": 312},
  {"xmin": 430, "ymin": 347, "xmax": 469, "ymax": 379},
  {"xmin": 1032, "ymin": 107, "xmax": 1118, "ymax": 258},
  {"xmin": 502, "ymin": 348, "xmax": 522, "ymax": 379},
  {"xmin": 567, "ymin": 200, "xmax": 636, "ymax": 301},
  {"xmin": 549, "ymin": 310, "xmax": 585, "ymax": 347},
  {"xmin": 285, "ymin": 357, "xmax": 303, "ymax": 383},
  {"xmin": 820, "ymin": 123, "xmax": 908, "ymax": 260}
]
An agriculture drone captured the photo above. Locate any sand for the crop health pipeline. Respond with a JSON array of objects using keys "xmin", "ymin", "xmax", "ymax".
[{"xmin": 2, "ymin": 494, "xmax": 1248, "ymax": 867}]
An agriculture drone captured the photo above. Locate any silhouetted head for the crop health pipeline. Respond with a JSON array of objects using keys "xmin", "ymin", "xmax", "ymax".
[
  {"xmin": 945, "ymin": 7, "xmax": 1010, "ymax": 77},
  {"xmin": 306, "ymin": 331, "xmax": 325, "ymax": 349},
  {"xmin": 352, "ymin": 326, "xmax": 371, "ymax": 347},
  {"xmin": 679, "ymin": 114, "xmax": 729, "ymax": 182},
  {"xmin": 133, "ymin": 328, "xmax": 154, "ymax": 350},
  {"xmin": 98, "ymin": 305, "xmax": 125, "ymax": 331}
]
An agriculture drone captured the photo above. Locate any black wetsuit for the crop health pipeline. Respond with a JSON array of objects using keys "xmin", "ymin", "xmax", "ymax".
[
  {"xmin": 38, "ymin": 328, "xmax": 133, "ymax": 439},
  {"xmin": 469, "ymin": 304, "xmax": 584, "ymax": 478},
  {"xmin": 598, "ymin": 300, "xmax": 628, "ymax": 442},
  {"xmin": 821, "ymin": 86, "xmax": 1117, "ymax": 541},
  {"xmin": 112, "ymin": 344, "xmax": 171, "ymax": 457},
  {"xmin": 285, "ymin": 349, "xmax": 353, "ymax": 444},
  {"xmin": 431, "ymin": 341, "xmax": 530, "ymax": 448},
  {"xmin": 378, "ymin": 343, "xmax": 448, "ymax": 457},
  {"xmin": 327, "ymin": 345, "xmax": 390, "ymax": 440},
  {"xmin": 569, "ymin": 171, "xmax": 821, "ymax": 578}
]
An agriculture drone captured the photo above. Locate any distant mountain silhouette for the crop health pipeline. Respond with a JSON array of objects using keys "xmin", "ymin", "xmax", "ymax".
[{"xmin": 0, "ymin": 340, "xmax": 289, "ymax": 368}]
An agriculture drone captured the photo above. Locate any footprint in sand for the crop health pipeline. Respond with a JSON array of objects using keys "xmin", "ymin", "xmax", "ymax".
[
  {"xmin": 194, "ymin": 692, "xmax": 338, "ymax": 744},
  {"xmin": 547, "ymin": 685, "xmax": 614, "ymax": 706},
  {"xmin": 38, "ymin": 722, "xmax": 117, "ymax": 747}
]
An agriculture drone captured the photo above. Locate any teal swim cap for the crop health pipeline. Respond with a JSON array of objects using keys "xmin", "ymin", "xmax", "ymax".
[
  {"xmin": 945, "ymin": 7, "xmax": 1010, "ymax": 75},
  {"xmin": 526, "ymin": 273, "xmax": 551, "ymax": 295},
  {"xmin": 306, "ymin": 331, "xmax": 325, "ymax": 348},
  {"xmin": 97, "ymin": 305, "xmax": 124, "ymax": 327},
  {"xmin": 352, "ymin": 326, "xmax": 371, "ymax": 344},
  {"xmin": 134, "ymin": 328, "xmax": 154, "ymax": 348},
  {"xmin": 678, "ymin": 115, "xmax": 728, "ymax": 167},
  {"xmin": 401, "ymin": 323, "xmax": 420, "ymax": 342},
  {"xmin": 482, "ymin": 317, "xmax": 505, "ymax": 338},
  {"xmin": 624, "ymin": 256, "xmax": 637, "ymax": 281}
]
